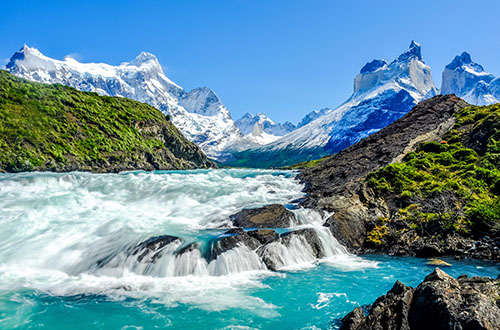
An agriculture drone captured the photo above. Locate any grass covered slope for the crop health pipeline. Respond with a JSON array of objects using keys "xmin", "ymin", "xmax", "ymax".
[
  {"xmin": 0, "ymin": 70, "xmax": 215, "ymax": 172},
  {"xmin": 366, "ymin": 104, "xmax": 500, "ymax": 247}
]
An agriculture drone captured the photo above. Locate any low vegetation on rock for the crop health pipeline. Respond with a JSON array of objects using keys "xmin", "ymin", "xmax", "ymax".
[{"xmin": 365, "ymin": 104, "xmax": 500, "ymax": 249}]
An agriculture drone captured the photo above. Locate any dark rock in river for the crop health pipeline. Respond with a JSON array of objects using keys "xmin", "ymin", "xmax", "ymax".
[
  {"xmin": 132, "ymin": 235, "xmax": 183, "ymax": 263},
  {"xmin": 209, "ymin": 227, "xmax": 325, "ymax": 270},
  {"xmin": 209, "ymin": 229, "xmax": 262, "ymax": 261},
  {"xmin": 230, "ymin": 204, "xmax": 296, "ymax": 228},
  {"xmin": 247, "ymin": 229, "xmax": 280, "ymax": 244},
  {"xmin": 258, "ymin": 228, "xmax": 325, "ymax": 270},
  {"xmin": 340, "ymin": 268, "xmax": 500, "ymax": 330}
]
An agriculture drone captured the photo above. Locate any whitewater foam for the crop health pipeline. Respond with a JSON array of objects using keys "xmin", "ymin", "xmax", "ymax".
[{"xmin": 0, "ymin": 169, "xmax": 377, "ymax": 314}]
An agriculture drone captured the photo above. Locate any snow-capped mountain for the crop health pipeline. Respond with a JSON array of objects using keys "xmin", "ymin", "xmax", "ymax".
[
  {"xmin": 228, "ymin": 41, "xmax": 438, "ymax": 167},
  {"xmin": 5, "ymin": 45, "xmax": 241, "ymax": 160},
  {"xmin": 235, "ymin": 113, "xmax": 295, "ymax": 135},
  {"xmin": 296, "ymin": 108, "xmax": 332, "ymax": 128},
  {"xmin": 441, "ymin": 52, "xmax": 499, "ymax": 105}
]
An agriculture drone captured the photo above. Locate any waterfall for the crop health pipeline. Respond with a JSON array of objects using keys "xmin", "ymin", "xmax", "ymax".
[{"xmin": 82, "ymin": 208, "xmax": 358, "ymax": 276}]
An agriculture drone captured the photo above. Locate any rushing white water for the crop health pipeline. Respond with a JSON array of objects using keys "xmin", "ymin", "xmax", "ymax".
[{"xmin": 0, "ymin": 169, "xmax": 375, "ymax": 313}]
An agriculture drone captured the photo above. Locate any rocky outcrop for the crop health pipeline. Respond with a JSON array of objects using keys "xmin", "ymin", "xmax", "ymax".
[
  {"xmin": 297, "ymin": 95, "xmax": 500, "ymax": 260},
  {"xmin": 341, "ymin": 268, "xmax": 500, "ymax": 330},
  {"xmin": 230, "ymin": 204, "xmax": 296, "ymax": 228},
  {"xmin": 299, "ymin": 95, "xmax": 468, "ymax": 209}
]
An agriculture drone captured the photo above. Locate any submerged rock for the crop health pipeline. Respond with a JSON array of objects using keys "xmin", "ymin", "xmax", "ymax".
[
  {"xmin": 426, "ymin": 258, "xmax": 451, "ymax": 267},
  {"xmin": 340, "ymin": 268, "xmax": 500, "ymax": 330},
  {"xmin": 230, "ymin": 204, "xmax": 296, "ymax": 228},
  {"xmin": 209, "ymin": 229, "xmax": 262, "ymax": 261}
]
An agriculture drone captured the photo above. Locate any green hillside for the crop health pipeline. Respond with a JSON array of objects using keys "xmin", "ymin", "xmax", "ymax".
[{"xmin": 0, "ymin": 70, "xmax": 215, "ymax": 172}]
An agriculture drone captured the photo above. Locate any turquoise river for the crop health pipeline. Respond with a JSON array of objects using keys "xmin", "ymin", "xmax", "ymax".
[{"xmin": 0, "ymin": 170, "xmax": 498, "ymax": 329}]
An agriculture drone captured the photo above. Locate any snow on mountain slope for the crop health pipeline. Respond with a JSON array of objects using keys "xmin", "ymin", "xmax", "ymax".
[
  {"xmin": 441, "ymin": 52, "xmax": 499, "ymax": 105},
  {"xmin": 235, "ymin": 113, "xmax": 296, "ymax": 136},
  {"xmin": 5, "ymin": 45, "xmax": 241, "ymax": 160},
  {"xmin": 255, "ymin": 41, "xmax": 437, "ymax": 159},
  {"xmin": 296, "ymin": 108, "xmax": 332, "ymax": 128}
]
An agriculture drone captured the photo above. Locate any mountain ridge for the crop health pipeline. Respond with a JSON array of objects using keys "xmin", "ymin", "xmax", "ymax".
[
  {"xmin": 226, "ymin": 41, "xmax": 438, "ymax": 167},
  {"xmin": 5, "ymin": 45, "xmax": 241, "ymax": 160},
  {"xmin": 299, "ymin": 94, "xmax": 500, "ymax": 261}
]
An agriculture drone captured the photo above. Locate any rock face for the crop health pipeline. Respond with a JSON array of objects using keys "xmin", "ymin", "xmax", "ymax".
[
  {"xmin": 298, "ymin": 95, "xmax": 468, "ymax": 249},
  {"xmin": 230, "ymin": 204, "xmax": 296, "ymax": 228},
  {"xmin": 341, "ymin": 268, "xmax": 500, "ymax": 330}
]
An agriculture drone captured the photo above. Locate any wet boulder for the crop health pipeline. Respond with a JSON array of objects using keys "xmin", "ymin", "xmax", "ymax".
[
  {"xmin": 132, "ymin": 235, "xmax": 183, "ymax": 263},
  {"xmin": 230, "ymin": 204, "xmax": 296, "ymax": 228},
  {"xmin": 209, "ymin": 228, "xmax": 261, "ymax": 261},
  {"xmin": 247, "ymin": 229, "xmax": 279, "ymax": 244},
  {"xmin": 340, "ymin": 268, "xmax": 500, "ymax": 330},
  {"xmin": 258, "ymin": 228, "xmax": 326, "ymax": 270},
  {"xmin": 175, "ymin": 242, "xmax": 200, "ymax": 257},
  {"xmin": 281, "ymin": 228, "xmax": 325, "ymax": 258}
]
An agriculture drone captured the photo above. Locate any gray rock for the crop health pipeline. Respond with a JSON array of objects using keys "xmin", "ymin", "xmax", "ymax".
[
  {"xmin": 259, "ymin": 228, "xmax": 325, "ymax": 270},
  {"xmin": 132, "ymin": 235, "xmax": 183, "ymax": 263},
  {"xmin": 341, "ymin": 268, "xmax": 500, "ymax": 330},
  {"xmin": 230, "ymin": 204, "xmax": 296, "ymax": 228}
]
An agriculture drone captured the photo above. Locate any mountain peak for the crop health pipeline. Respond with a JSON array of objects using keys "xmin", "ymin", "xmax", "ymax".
[
  {"xmin": 441, "ymin": 51, "xmax": 496, "ymax": 98},
  {"xmin": 6, "ymin": 44, "xmax": 42, "ymax": 69},
  {"xmin": 130, "ymin": 51, "xmax": 160, "ymax": 66},
  {"xmin": 393, "ymin": 40, "xmax": 423, "ymax": 63},
  {"xmin": 409, "ymin": 40, "xmax": 420, "ymax": 50},
  {"xmin": 445, "ymin": 51, "xmax": 484, "ymax": 71}
]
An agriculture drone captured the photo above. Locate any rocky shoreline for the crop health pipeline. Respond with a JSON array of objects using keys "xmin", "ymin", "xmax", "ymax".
[{"xmin": 340, "ymin": 268, "xmax": 500, "ymax": 330}]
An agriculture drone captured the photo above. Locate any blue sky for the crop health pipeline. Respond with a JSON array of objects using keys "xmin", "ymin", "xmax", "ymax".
[{"xmin": 1, "ymin": 0, "xmax": 499, "ymax": 123}]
